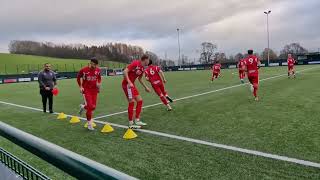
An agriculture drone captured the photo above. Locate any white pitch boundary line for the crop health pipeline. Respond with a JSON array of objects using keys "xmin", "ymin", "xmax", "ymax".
[
  {"xmin": 94, "ymin": 66, "xmax": 318, "ymax": 120},
  {"xmin": 0, "ymin": 66, "xmax": 320, "ymax": 169},
  {"xmin": 0, "ymin": 100, "xmax": 320, "ymax": 169}
]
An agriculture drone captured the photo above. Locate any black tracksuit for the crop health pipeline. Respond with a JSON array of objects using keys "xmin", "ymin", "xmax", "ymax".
[{"xmin": 38, "ymin": 70, "xmax": 57, "ymax": 113}]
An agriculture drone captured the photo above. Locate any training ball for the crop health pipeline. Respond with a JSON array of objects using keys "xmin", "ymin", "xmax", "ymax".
[{"xmin": 52, "ymin": 88, "xmax": 59, "ymax": 96}]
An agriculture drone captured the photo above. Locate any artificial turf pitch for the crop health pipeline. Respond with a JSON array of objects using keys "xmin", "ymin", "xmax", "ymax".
[{"xmin": 0, "ymin": 65, "xmax": 319, "ymax": 179}]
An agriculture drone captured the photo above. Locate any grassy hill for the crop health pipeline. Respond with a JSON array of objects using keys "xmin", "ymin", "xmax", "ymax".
[{"xmin": 0, "ymin": 53, "xmax": 126, "ymax": 74}]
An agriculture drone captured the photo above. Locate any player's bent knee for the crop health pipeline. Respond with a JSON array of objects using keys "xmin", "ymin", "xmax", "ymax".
[{"xmin": 135, "ymin": 95, "xmax": 142, "ymax": 102}]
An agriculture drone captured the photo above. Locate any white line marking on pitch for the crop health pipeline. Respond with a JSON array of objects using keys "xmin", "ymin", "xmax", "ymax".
[
  {"xmin": 0, "ymin": 66, "xmax": 319, "ymax": 169},
  {"xmin": 94, "ymin": 66, "xmax": 318, "ymax": 120}
]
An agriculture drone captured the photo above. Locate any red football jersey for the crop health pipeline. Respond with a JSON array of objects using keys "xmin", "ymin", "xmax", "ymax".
[
  {"xmin": 244, "ymin": 55, "xmax": 260, "ymax": 76},
  {"xmin": 213, "ymin": 64, "xmax": 221, "ymax": 73},
  {"xmin": 123, "ymin": 60, "xmax": 144, "ymax": 84},
  {"xmin": 145, "ymin": 65, "xmax": 162, "ymax": 85},
  {"xmin": 287, "ymin": 57, "xmax": 295, "ymax": 66},
  {"xmin": 238, "ymin": 59, "xmax": 245, "ymax": 71},
  {"xmin": 77, "ymin": 66, "xmax": 101, "ymax": 92}
]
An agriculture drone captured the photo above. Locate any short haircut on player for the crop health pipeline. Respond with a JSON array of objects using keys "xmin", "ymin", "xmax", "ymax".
[
  {"xmin": 141, "ymin": 54, "xmax": 149, "ymax": 61},
  {"xmin": 90, "ymin": 57, "xmax": 99, "ymax": 65},
  {"xmin": 248, "ymin": 50, "xmax": 254, "ymax": 55},
  {"xmin": 148, "ymin": 59, "xmax": 153, "ymax": 66},
  {"xmin": 44, "ymin": 63, "xmax": 50, "ymax": 67}
]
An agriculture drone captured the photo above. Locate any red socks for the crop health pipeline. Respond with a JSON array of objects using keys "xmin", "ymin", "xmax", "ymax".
[
  {"xmin": 128, "ymin": 102, "xmax": 134, "ymax": 121},
  {"xmin": 135, "ymin": 101, "xmax": 143, "ymax": 119},
  {"xmin": 86, "ymin": 110, "xmax": 92, "ymax": 121},
  {"xmin": 240, "ymin": 73, "xmax": 245, "ymax": 79},
  {"xmin": 160, "ymin": 96, "xmax": 168, "ymax": 105},
  {"xmin": 128, "ymin": 100, "xmax": 144, "ymax": 121}
]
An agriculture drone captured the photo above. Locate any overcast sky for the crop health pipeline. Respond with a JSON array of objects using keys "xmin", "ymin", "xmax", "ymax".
[{"xmin": 1, "ymin": 0, "xmax": 319, "ymax": 60}]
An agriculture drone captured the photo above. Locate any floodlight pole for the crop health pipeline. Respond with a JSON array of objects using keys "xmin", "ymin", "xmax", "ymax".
[
  {"xmin": 264, "ymin": 10, "xmax": 271, "ymax": 66},
  {"xmin": 177, "ymin": 28, "xmax": 181, "ymax": 65}
]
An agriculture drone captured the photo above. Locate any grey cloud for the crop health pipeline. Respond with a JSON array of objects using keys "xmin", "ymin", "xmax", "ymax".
[{"xmin": 0, "ymin": 0, "xmax": 281, "ymax": 37}]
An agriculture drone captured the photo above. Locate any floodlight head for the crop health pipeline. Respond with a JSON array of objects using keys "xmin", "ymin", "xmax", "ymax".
[{"xmin": 264, "ymin": 10, "xmax": 271, "ymax": 14}]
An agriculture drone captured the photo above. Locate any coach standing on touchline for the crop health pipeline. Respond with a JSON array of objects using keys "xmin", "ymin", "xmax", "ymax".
[{"xmin": 38, "ymin": 63, "xmax": 57, "ymax": 113}]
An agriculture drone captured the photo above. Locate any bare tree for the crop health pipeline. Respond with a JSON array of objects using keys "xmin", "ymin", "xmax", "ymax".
[
  {"xmin": 234, "ymin": 53, "xmax": 244, "ymax": 62},
  {"xmin": 228, "ymin": 55, "xmax": 235, "ymax": 63},
  {"xmin": 181, "ymin": 54, "xmax": 189, "ymax": 65},
  {"xmin": 199, "ymin": 42, "xmax": 217, "ymax": 64},
  {"xmin": 261, "ymin": 48, "xmax": 277, "ymax": 60},
  {"xmin": 279, "ymin": 43, "xmax": 308, "ymax": 59},
  {"xmin": 253, "ymin": 53, "xmax": 261, "ymax": 59},
  {"xmin": 167, "ymin": 60, "xmax": 175, "ymax": 66},
  {"xmin": 159, "ymin": 59, "xmax": 175, "ymax": 67},
  {"xmin": 213, "ymin": 52, "xmax": 227, "ymax": 63},
  {"xmin": 146, "ymin": 51, "xmax": 159, "ymax": 64}
]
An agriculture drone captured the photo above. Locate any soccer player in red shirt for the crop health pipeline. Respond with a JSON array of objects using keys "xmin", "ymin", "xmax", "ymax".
[
  {"xmin": 122, "ymin": 55, "xmax": 151, "ymax": 129},
  {"xmin": 77, "ymin": 58, "xmax": 102, "ymax": 130},
  {"xmin": 244, "ymin": 50, "xmax": 261, "ymax": 101},
  {"xmin": 238, "ymin": 58, "xmax": 246, "ymax": 83},
  {"xmin": 145, "ymin": 60, "xmax": 173, "ymax": 111},
  {"xmin": 287, "ymin": 54, "xmax": 296, "ymax": 78},
  {"xmin": 211, "ymin": 61, "xmax": 221, "ymax": 82}
]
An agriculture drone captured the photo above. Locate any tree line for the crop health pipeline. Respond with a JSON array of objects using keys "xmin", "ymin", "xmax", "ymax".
[
  {"xmin": 198, "ymin": 42, "xmax": 308, "ymax": 64},
  {"xmin": 8, "ymin": 40, "xmax": 177, "ymax": 67},
  {"xmin": 8, "ymin": 40, "xmax": 148, "ymax": 64},
  {"xmin": 8, "ymin": 40, "xmax": 309, "ymax": 67}
]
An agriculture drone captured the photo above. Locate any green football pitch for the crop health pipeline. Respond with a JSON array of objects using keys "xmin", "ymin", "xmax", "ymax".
[{"xmin": 0, "ymin": 65, "xmax": 320, "ymax": 179}]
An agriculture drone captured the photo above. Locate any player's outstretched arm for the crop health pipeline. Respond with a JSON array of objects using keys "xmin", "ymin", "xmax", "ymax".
[
  {"xmin": 159, "ymin": 70, "xmax": 167, "ymax": 83},
  {"xmin": 138, "ymin": 76, "xmax": 151, "ymax": 92}
]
